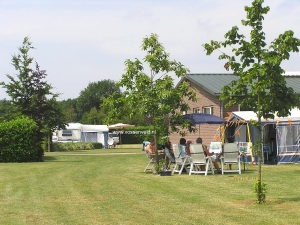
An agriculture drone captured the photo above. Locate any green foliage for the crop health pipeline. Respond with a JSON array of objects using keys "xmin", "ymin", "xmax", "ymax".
[
  {"xmin": 203, "ymin": 1, "xmax": 300, "ymax": 118},
  {"xmin": 114, "ymin": 126, "xmax": 160, "ymax": 144},
  {"xmin": 154, "ymin": 158, "xmax": 167, "ymax": 174},
  {"xmin": 203, "ymin": 0, "xmax": 300, "ymax": 204},
  {"xmin": 52, "ymin": 142, "xmax": 102, "ymax": 152},
  {"xmin": 1, "ymin": 36, "xmax": 67, "ymax": 152},
  {"xmin": 92, "ymin": 142, "xmax": 103, "ymax": 149},
  {"xmin": 0, "ymin": 117, "xmax": 43, "ymax": 162},
  {"xmin": 102, "ymin": 33, "xmax": 197, "ymax": 163},
  {"xmin": 254, "ymin": 179, "xmax": 267, "ymax": 204},
  {"xmin": 80, "ymin": 107, "xmax": 106, "ymax": 124},
  {"xmin": 0, "ymin": 99, "xmax": 21, "ymax": 122},
  {"xmin": 59, "ymin": 98, "xmax": 79, "ymax": 123},
  {"xmin": 76, "ymin": 80, "xmax": 120, "ymax": 119}
]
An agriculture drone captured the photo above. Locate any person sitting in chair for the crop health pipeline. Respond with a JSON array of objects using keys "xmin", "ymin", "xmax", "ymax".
[
  {"xmin": 145, "ymin": 139, "xmax": 155, "ymax": 154},
  {"xmin": 185, "ymin": 140, "xmax": 192, "ymax": 156},
  {"xmin": 179, "ymin": 138, "xmax": 189, "ymax": 157},
  {"xmin": 196, "ymin": 137, "xmax": 221, "ymax": 174}
]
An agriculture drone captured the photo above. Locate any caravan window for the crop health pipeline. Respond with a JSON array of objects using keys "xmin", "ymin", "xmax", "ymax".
[{"xmin": 62, "ymin": 130, "xmax": 72, "ymax": 136}]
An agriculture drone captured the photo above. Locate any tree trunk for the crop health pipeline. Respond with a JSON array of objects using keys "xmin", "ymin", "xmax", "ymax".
[{"xmin": 48, "ymin": 132, "xmax": 51, "ymax": 152}]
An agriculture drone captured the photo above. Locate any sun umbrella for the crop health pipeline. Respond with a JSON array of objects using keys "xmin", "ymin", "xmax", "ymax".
[
  {"xmin": 108, "ymin": 123, "xmax": 135, "ymax": 147},
  {"xmin": 182, "ymin": 113, "xmax": 226, "ymax": 136}
]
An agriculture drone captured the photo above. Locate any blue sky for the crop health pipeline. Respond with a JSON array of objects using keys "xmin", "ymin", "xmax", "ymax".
[{"xmin": 1, "ymin": 0, "xmax": 300, "ymax": 100}]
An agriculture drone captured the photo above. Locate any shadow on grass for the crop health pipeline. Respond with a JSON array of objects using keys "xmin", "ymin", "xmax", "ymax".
[
  {"xmin": 277, "ymin": 197, "xmax": 300, "ymax": 202},
  {"xmin": 44, "ymin": 156, "xmax": 83, "ymax": 162}
]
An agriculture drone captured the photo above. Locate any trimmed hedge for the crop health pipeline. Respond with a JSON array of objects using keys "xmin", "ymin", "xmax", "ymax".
[
  {"xmin": 0, "ymin": 117, "xmax": 43, "ymax": 162},
  {"xmin": 112, "ymin": 126, "xmax": 168, "ymax": 145},
  {"xmin": 52, "ymin": 142, "xmax": 103, "ymax": 151}
]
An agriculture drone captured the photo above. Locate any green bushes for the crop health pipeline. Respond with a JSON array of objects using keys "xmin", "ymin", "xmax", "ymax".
[
  {"xmin": 0, "ymin": 117, "xmax": 43, "ymax": 162},
  {"xmin": 113, "ymin": 126, "xmax": 166, "ymax": 144},
  {"xmin": 52, "ymin": 142, "xmax": 103, "ymax": 151}
]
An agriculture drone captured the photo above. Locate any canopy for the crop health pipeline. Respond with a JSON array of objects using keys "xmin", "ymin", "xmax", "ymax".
[
  {"xmin": 182, "ymin": 113, "xmax": 226, "ymax": 125},
  {"xmin": 108, "ymin": 123, "xmax": 135, "ymax": 129},
  {"xmin": 229, "ymin": 108, "xmax": 300, "ymax": 124},
  {"xmin": 108, "ymin": 123, "xmax": 135, "ymax": 147},
  {"xmin": 182, "ymin": 113, "xmax": 226, "ymax": 136}
]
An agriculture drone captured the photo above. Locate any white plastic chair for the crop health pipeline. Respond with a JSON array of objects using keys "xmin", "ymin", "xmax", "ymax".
[
  {"xmin": 220, "ymin": 143, "xmax": 241, "ymax": 174},
  {"xmin": 108, "ymin": 137, "xmax": 114, "ymax": 148},
  {"xmin": 172, "ymin": 144, "xmax": 190, "ymax": 175},
  {"xmin": 189, "ymin": 144, "xmax": 214, "ymax": 176}
]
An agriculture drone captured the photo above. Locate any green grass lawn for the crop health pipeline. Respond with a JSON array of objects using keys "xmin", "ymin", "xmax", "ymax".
[{"xmin": 1, "ymin": 146, "xmax": 300, "ymax": 225}]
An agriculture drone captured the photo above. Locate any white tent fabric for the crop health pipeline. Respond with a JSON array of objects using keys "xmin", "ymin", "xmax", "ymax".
[
  {"xmin": 229, "ymin": 108, "xmax": 300, "ymax": 124},
  {"xmin": 228, "ymin": 108, "xmax": 300, "ymax": 164}
]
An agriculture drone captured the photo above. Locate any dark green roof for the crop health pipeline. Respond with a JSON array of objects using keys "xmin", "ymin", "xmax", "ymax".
[{"xmin": 182, "ymin": 73, "xmax": 300, "ymax": 96}]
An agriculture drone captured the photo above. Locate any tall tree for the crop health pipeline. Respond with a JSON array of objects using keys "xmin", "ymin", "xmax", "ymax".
[
  {"xmin": 1, "ymin": 37, "xmax": 66, "ymax": 154},
  {"xmin": 76, "ymin": 80, "xmax": 120, "ymax": 119},
  {"xmin": 102, "ymin": 33, "xmax": 196, "ymax": 170},
  {"xmin": 203, "ymin": 0, "xmax": 300, "ymax": 203},
  {"xmin": 59, "ymin": 98, "xmax": 79, "ymax": 123},
  {"xmin": 80, "ymin": 107, "xmax": 105, "ymax": 124}
]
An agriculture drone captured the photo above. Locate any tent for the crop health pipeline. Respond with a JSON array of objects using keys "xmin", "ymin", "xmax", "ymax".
[
  {"xmin": 56, "ymin": 123, "xmax": 109, "ymax": 148},
  {"xmin": 228, "ymin": 108, "xmax": 300, "ymax": 164}
]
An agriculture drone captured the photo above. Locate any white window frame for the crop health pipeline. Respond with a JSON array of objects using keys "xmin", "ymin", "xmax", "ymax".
[
  {"xmin": 203, "ymin": 106, "xmax": 213, "ymax": 114},
  {"xmin": 193, "ymin": 108, "xmax": 200, "ymax": 113}
]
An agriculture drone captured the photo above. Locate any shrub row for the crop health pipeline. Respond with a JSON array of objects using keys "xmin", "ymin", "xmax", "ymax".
[
  {"xmin": 112, "ymin": 125, "xmax": 168, "ymax": 144},
  {"xmin": 0, "ymin": 117, "xmax": 43, "ymax": 162},
  {"xmin": 52, "ymin": 142, "xmax": 103, "ymax": 152}
]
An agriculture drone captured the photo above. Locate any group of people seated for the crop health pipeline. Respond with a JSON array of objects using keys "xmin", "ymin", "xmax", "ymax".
[
  {"xmin": 177, "ymin": 137, "xmax": 222, "ymax": 174},
  {"xmin": 145, "ymin": 136, "xmax": 236, "ymax": 174}
]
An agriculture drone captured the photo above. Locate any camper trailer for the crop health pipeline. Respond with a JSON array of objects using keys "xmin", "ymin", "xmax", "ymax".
[{"xmin": 56, "ymin": 123, "xmax": 109, "ymax": 147}]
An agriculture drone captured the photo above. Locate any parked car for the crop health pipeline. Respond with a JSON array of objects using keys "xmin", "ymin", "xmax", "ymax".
[{"xmin": 108, "ymin": 133, "xmax": 119, "ymax": 144}]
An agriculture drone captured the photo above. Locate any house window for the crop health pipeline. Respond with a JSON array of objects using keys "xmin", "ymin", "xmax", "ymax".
[
  {"xmin": 193, "ymin": 108, "xmax": 200, "ymax": 113},
  {"xmin": 203, "ymin": 106, "xmax": 213, "ymax": 115},
  {"xmin": 62, "ymin": 130, "xmax": 72, "ymax": 136}
]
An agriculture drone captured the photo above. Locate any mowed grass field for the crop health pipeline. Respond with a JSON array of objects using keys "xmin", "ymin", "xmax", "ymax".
[{"xmin": 1, "ymin": 144, "xmax": 300, "ymax": 225}]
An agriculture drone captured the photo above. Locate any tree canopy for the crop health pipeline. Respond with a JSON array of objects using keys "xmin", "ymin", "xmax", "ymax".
[
  {"xmin": 76, "ymin": 80, "xmax": 120, "ymax": 120},
  {"xmin": 102, "ymin": 33, "xmax": 196, "ymax": 167},
  {"xmin": 1, "ymin": 36, "xmax": 66, "ymax": 153}
]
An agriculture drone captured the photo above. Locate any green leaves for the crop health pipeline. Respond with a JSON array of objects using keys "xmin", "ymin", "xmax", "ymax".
[
  {"xmin": 102, "ymin": 33, "xmax": 197, "ymax": 146},
  {"xmin": 0, "ymin": 117, "xmax": 42, "ymax": 162},
  {"xmin": 203, "ymin": 0, "xmax": 300, "ymax": 204}
]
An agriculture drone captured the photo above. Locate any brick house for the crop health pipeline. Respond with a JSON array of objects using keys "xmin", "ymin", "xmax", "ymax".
[{"xmin": 169, "ymin": 73, "xmax": 300, "ymax": 146}]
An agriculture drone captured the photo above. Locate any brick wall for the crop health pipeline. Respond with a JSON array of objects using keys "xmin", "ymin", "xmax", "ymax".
[{"xmin": 169, "ymin": 80, "xmax": 239, "ymax": 146}]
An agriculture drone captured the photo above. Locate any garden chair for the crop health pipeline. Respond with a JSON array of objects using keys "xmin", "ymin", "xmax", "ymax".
[
  {"xmin": 220, "ymin": 143, "xmax": 241, "ymax": 174},
  {"xmin": 108, "ymin": 137, "xmax": 114, "ymax": 148},
  {"xmin": 189, "ymin": 144, "xmax": 214, "ymax": 176},
  {"xmin": 164, "ymin": 146, "xmax": 175, "ymax": 170},
  {"xmin": 144, "ymin": 151, "xmax": 155, "ymax": 172},
  {"xmin": 172, "ymin": 143, "xmax": 190, "ymax": 175}
]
